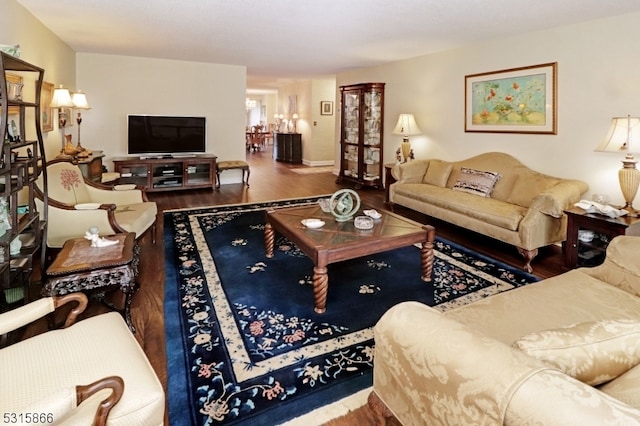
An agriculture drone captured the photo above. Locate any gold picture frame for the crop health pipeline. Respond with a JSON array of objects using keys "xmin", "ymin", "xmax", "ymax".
[
  {"xmin": 320, "ymin": 101, "xmax": 333, "ymax": 116},
  {"xmin": 41, "ymin": 81, "xmax": 54, "ymax": 132},
  {"xmin": 465, "ymin": 62, "xmax": 557, "ymax": 134}
]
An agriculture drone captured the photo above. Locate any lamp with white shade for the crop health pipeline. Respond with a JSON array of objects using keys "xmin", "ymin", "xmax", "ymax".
[
  {"xmin": 71, "ymin": 91, "xmax": 91, "ymax": 157},
  {"xmin": 595, "ymin": 114, "xmax": 640, "ymax": 217},
  {"xmin": 392, "ymin": 113, "xmax": 422, "ymax": 162},
  {"xmin": 49, "ymin": 86, "xmax": 76, "ymax": 158}
]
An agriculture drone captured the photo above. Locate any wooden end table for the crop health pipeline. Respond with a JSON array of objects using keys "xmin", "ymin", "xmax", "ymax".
[
  {"xmin": 564, "ymin": 207, "xmax": 640, "ymax": 269},
  {"xmin": 265, "ymin": 204, "xmax": 435, "ymax": 314},
  {"xmin": 43, "ymin": 232, "xmax": 140, "ymax": 332}
]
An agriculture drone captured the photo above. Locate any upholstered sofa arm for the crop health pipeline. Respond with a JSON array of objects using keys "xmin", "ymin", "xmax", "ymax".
[
  {"xmin": 392, "ymin": 160, "xmax": 429, "ymax": 184},
  {"xmin": 373, "ymin": 301, "xmax": 550, "ymax": 425},
  {"xmin": 528, "ymin": 180, "xmax": 589, "ymax": 218},
  {"xmin": 0, "ymin": 294, "xmax": 88, "ymax": 335},
  {"xmin": 505, "ymin": 369, "xmax": 640, "ymax": 425},
  {"xmin": 583, "ymin": 236, "xmax": 640, "ymax": 298}
]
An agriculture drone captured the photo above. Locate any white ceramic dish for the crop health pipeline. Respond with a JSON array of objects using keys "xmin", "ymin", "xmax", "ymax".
[
  {"xmin": 363, "ymin": 209, "xmax": 382, "ymax": 219},
  {"xmin": 301, "ymin": 219, "xmax": 325, "ymax": 229}
]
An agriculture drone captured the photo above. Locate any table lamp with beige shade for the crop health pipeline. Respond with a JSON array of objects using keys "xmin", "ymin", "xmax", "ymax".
[
  {"xmin": 71, "ymin": 91, "xmax": 92, "ymax": 157},
  {"xmin": 595, "ymin": 114, "xmax": 640, "ymax": 217},
  {"xmin": 392, "ymin": 113, "xmax": 422, "ymax": 163},
  {"xmin": 49, "ymin": 85, "xmax": 76, "ymax": 158}
]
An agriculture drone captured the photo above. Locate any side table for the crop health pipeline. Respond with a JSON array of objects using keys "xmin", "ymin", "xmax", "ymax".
[
  {"xmin": 76, "ymin": 150, "xmax": 104, "ymax": 183},
  {"xmin": 564, "ymin": 207, "xmax": 640, "ymax": 269},
  {"xmin": 43, "ymin": 232, "xmax": 140, "ymax": 332}
]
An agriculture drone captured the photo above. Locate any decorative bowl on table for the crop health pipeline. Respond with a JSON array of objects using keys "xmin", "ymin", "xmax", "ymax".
[
  {"xmin": 354, "ymin": 216, "xmax": 374, "ymax": 230},
  {"xmin": 318, "ymin": 198, "xmax": 332, "ymax": 213}
]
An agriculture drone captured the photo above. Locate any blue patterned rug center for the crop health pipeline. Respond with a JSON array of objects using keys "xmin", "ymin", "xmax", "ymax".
[{"xmin": 163, "ymin": 197, "xmax": 539, "ymax": 425}]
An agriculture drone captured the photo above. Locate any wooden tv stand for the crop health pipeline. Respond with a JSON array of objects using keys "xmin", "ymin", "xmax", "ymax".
[{"xmin": 112, "ymin": 154, "xmax": 217, "ymax": 192}]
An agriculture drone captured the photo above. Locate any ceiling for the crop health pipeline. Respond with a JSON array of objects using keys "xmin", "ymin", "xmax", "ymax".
[{"xmin": 16, "ymin": 0, "xmax": 640, "ymax": 91}]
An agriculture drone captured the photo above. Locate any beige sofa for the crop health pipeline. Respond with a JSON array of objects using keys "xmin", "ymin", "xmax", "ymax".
[
  {"xmin": 389, "ymin": 152, "xmax": 588, "ymax": 272},
  {"xmin": 370, "ymin": 236, "xmax": 640, "ymax": 425}
]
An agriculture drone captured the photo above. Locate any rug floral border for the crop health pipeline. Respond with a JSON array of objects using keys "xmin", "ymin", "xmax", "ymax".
[{"xmin": 164, "ymin": 197, "xmax": 539, "ymax": 425}]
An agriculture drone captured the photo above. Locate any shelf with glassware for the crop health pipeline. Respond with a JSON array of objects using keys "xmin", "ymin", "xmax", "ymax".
[
  {"xmin": 0, "ymin": 52, "xmax": 48, "ymax": 311},
  {"xmin": 337, "ymin": 82, "xmax": 384, "ymax": 190}
]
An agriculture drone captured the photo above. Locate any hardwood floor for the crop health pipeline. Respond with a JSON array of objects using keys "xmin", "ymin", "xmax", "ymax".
[{"xmin": 24, "ymin": 148, "xmax": 568, "ymax": 425}]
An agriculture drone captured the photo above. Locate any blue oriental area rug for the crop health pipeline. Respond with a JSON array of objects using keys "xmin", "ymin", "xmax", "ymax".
[{"xmin": 163, "ymin": 197, "xmax": 539, "ymax": 425}]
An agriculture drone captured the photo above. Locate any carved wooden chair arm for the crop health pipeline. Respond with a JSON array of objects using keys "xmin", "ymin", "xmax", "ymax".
[
  {"xmin": 76, "ymin": 376, "xmax": 125, "ymax": 426},
  {"xmin": 55, "ymin": 293, "xmax": 89, "ymax": 328}
]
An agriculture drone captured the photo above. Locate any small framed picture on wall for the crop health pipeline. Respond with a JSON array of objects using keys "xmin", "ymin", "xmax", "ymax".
[{"xmin": 320, "ymin": 101, "xmax": 333, "ymax": 116}]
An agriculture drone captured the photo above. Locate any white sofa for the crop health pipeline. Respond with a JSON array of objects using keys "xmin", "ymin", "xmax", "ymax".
[{"xmin": 370, "ymin": 236, "xmax": 640, "ymax": 425}]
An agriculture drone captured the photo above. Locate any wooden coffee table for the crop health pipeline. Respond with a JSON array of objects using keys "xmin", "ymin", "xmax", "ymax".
[{"xmin": 265, "ymin": 204, "xmax": 435, "ymax": 313}]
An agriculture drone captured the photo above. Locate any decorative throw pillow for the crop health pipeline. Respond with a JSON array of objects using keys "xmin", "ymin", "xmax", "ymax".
[
  {"xmin": 512, "ymin": 319, "xmax": 640, "ymax": 386},
  {"xmin": 422, "ymin": 160, "xmax": 452, "ymax": 187},
  {"xmin": 452, "ymin": 167, "xmax": 501, "ymax": 197}
]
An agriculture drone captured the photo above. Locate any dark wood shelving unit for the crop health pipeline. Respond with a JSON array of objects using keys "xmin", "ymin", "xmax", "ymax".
[{"xmin": 0, "ymin": 53, "xmax": 48, "ymax": 311}]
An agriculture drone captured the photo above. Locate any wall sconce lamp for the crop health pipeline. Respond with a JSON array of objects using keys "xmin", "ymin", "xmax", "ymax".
[
  {"xmin": 392, "ymin": 113, "xmax": 422, "ymax": 162},
  {"xmin": 595, "ymin": 114, "xmax": 640, "ymax": 217},
  {"xmin": 291, "ymin": 113, "xmax": 299, "ymax": 133},
  {"xmin": 71, "ymin": 91, "xmax": 91, "ymax": 157},
  {"xmin": 49, "ymin": 85, "xmax": 76, "ymax": 158}
]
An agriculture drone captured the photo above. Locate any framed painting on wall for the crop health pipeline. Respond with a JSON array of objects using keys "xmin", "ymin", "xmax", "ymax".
[
  {"xmin": 320, "ymin": 101, "xmax": 333, "ymax": 116},
  {"xmin": 288, "ymin": 95, "xmax": 297, "ymax": 114},
  {"xmin": 465, "ymin": 62, "xmax": 557, "ymax": 134},
  {"xmin": 41, "ymin": 81, "xmax": 54, "ymax": 132}
]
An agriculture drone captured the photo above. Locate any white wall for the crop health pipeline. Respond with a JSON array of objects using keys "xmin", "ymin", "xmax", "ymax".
[
  {"xmin": 277, "ymin": 78, "xmax": 336, "ymax": 166},
  {"xmin": 76, "ymin": 53, "xmax": 247, "ymax": 172},
  {"xmin": 337, "ymin": 12, "xmax": 640, "ymax": 205},
  {"xmin": 0, "ymin": 0, "xmax": 76, "ymax": 161},
  {"xmin": 309, "ymin": 78, "xmax": 337, "ymax": 166}
]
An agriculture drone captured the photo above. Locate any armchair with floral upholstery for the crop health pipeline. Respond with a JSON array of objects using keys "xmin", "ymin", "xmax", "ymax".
[
  {"xmin": 0, "ymin": 293, "xmax": 165, "ymax": 425},
  {"xmin": 35, "ymin": 159, "xmax": 157, "ymax": 248}
]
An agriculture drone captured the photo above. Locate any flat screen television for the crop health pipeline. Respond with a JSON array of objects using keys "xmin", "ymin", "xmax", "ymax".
[{"xmin": 127, "ymin": 115, "xmax": 206, "ymax": 156}]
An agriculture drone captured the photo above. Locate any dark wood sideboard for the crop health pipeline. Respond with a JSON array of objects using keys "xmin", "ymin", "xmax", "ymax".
[{"xmin": 273, "ymin": 133, "xmax": 302, "ymax": 164}]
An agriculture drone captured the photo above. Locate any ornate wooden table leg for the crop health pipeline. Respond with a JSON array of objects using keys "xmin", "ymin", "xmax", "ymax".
[
  {"xmin": 265, "ymin": 222, "xmax": 275, "ymax": 258},
  {"xmin": 122, "ymin": 281, "xmax": 140, "ymax": 333},
  {"xmin": 421, "ymin": 225, "xmax": 436, "ymax": 282},
  {"xmin": 312, "ymin": 265, "xmax": 329, "ymax": 314},
  {"xmin": 517, "ymin": 247, "xmax": 538, "ymax": 273}
]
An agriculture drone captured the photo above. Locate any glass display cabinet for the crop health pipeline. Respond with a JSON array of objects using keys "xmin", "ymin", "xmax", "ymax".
[{"xmin": 337, "ymin": 82, "xmax": 385, "ymax": 189}]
